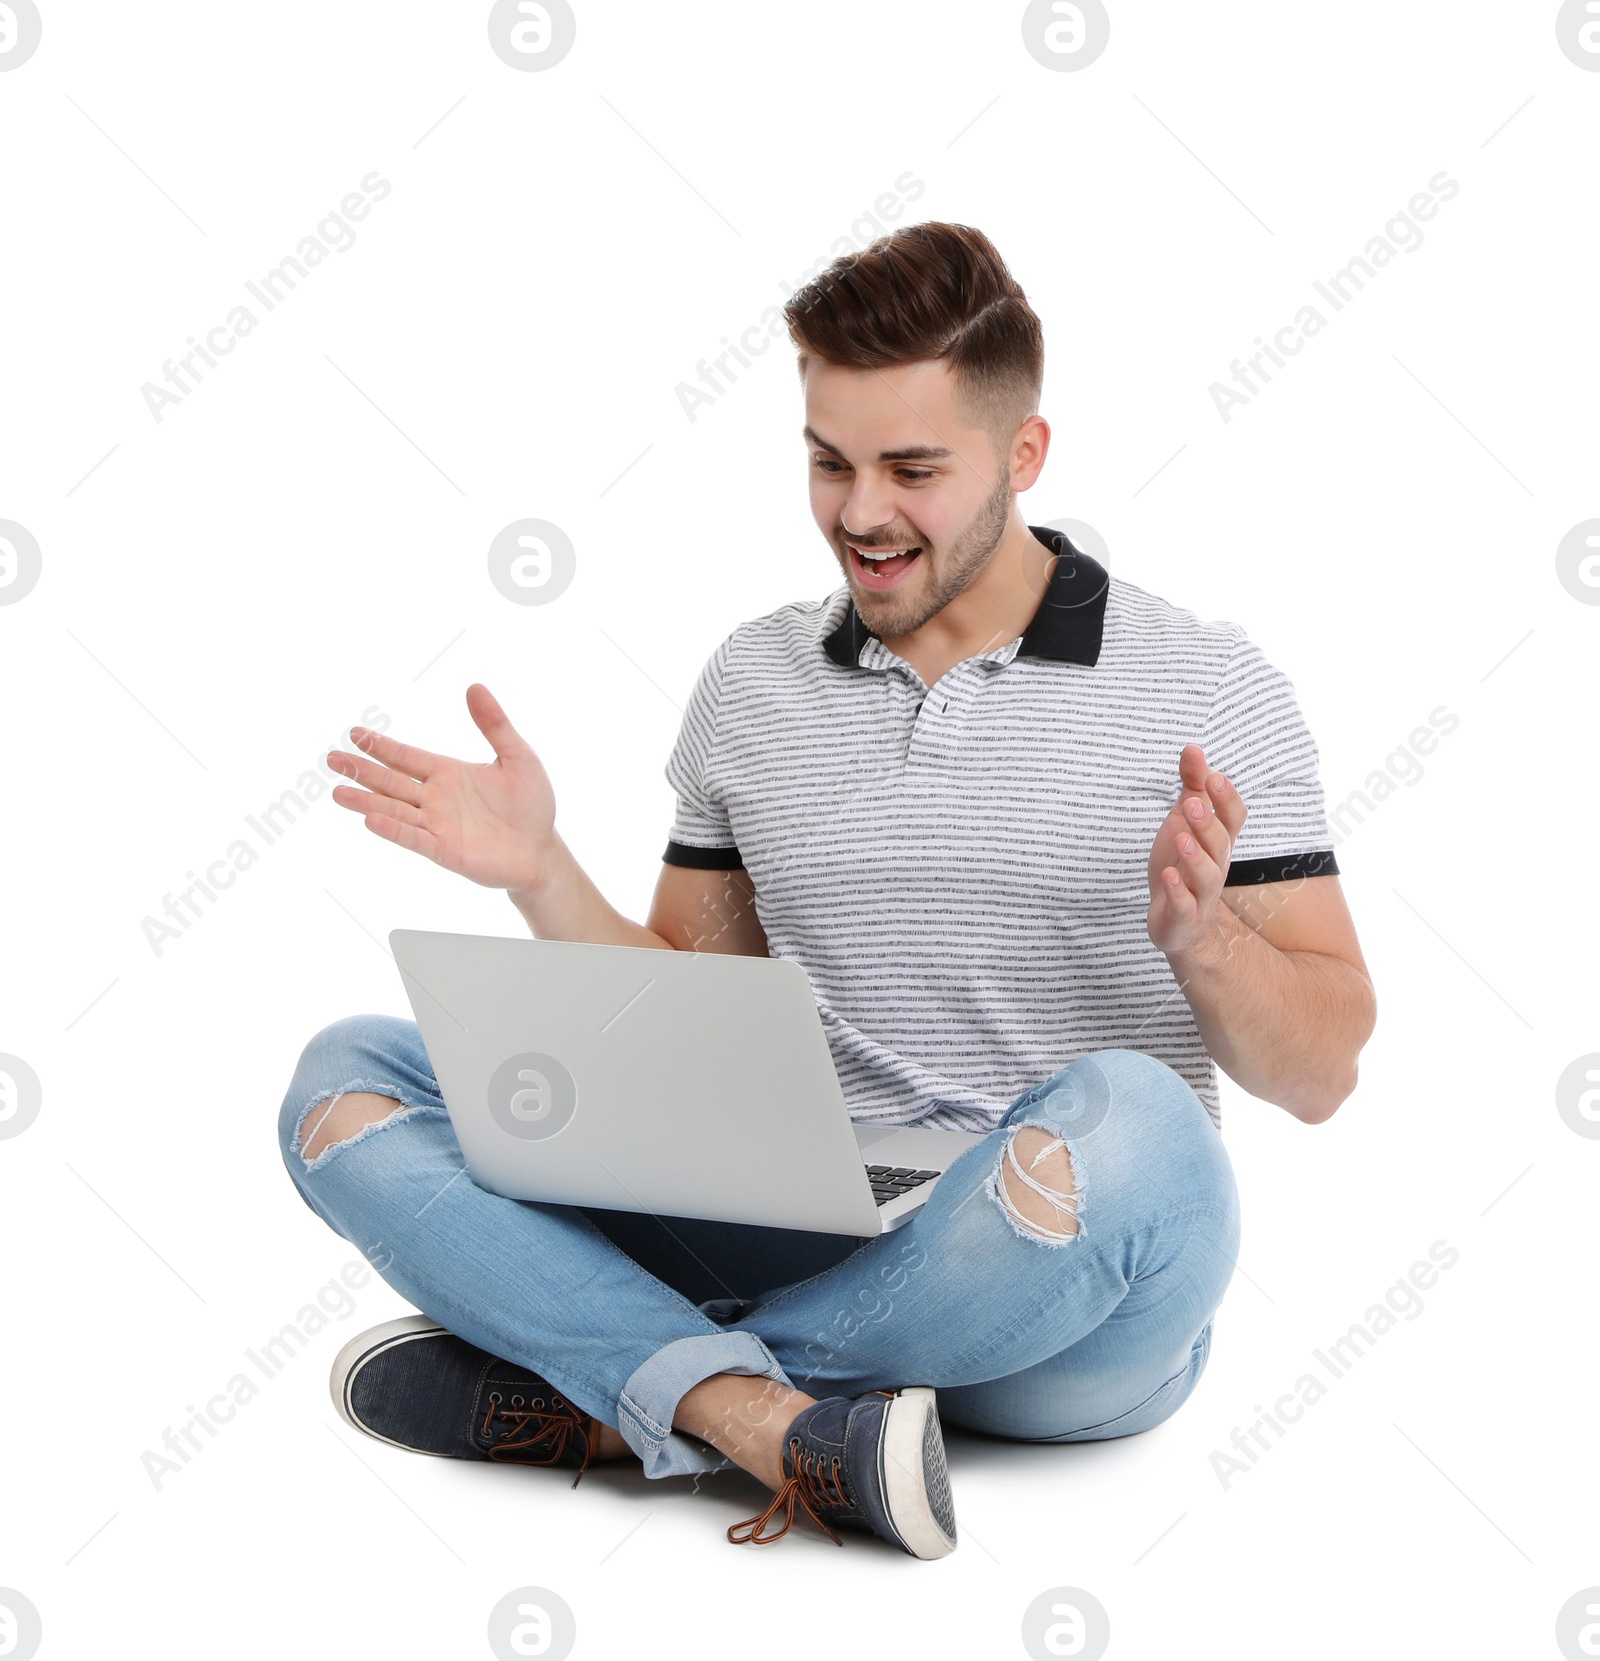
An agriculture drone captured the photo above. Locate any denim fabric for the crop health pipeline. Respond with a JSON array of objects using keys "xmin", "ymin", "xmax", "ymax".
[{"xmin": 279, "ymin": 1014, "xmax": 1240, "ymax": 1478}]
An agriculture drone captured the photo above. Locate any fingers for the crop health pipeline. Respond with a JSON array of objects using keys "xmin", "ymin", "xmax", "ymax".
[
  {"xmin": 357, "ymin": 804, "xmax": 440, "ymax": 862},
  {"xmin": 1153, "ymin": 745, "xmax": 1236, "ymax": 950},
  {"xmin": 328, "ymin": 780, "xmax": 426, "ymax": 832},
  {"xmin": 325, "ymin": 765, "xmax": 441, "ymax": 863},
  {"xmin": 326, "ymin": 745, "xmax": 426, "ymax": 810},
  {"xmin": 466, "ymin": 683, "xmax": 534, "ymax": 763},
  {"xmin": 1173, "ymin": 821, "xmax": 1224, "ymax": 910},
  {"xmin": 344, "ymin": 723, "xmax": 444, "ymax": 785},
  {"xmin": 1150, "ymin": 863, "xmax": 1199, "ymax": 938},
  {"xmin": 1178, "ymin": 743, "xmax": 1211, "ymax": 795},
  {"xmin": 1206, "ymin": 769, "xmax": 1247, "ymax": 840},
  {"xmin": 1178, "ymin": 788, "xmax": 1231, "ymax": 869},
  {"xmin": 1171, "ymin": 741, "xmax": 1246, "ymax": 864}
]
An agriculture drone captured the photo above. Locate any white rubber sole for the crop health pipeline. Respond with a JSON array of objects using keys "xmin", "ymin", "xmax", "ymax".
[
  {"xmin": 878, "ymin": 1386, "xmax": 958, "ymax": 1560},
  {"xmin": 329, "ymin": 1314, "xmax": 453, "ymax": 1454}
]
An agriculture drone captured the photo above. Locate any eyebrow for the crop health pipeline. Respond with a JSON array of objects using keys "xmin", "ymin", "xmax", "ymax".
[{"xmin": 802, "ymin": 425, "xmax": 953, "ymax": 464}]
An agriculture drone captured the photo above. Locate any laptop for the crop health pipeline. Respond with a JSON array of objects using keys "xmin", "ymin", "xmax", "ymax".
[{"xmin": 389, "ymin": 929, "xmax": 987, "ymax": 1236}]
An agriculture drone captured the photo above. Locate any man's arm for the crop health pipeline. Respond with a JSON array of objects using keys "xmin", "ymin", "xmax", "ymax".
[
  {"xmin": 1148, "ymin": 744, "xmax": 1376, "ymax": 1125},
  {"xmin": 1168, "ymin": 873, "xmax": 1375, "ymax": 1124},
  {"xmin": 326, "ymin": 682, "xmax": 768, "ymax": 958},
  {"xmin": 509, "ymin": 845, "xmax": 768, "ymax": 957}
]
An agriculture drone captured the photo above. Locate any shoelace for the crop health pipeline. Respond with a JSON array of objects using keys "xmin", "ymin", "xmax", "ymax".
[
  {"xmin": 480, "ymin": 1389, "xmax": 597, "ymax": 1489},
  {"xmin": 727, "ymin": 1437, "xmax": 852, "ymax": 1547}
]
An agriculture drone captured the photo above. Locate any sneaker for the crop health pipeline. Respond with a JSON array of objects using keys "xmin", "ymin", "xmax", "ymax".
[
  {"xmin": 727, "ymin": 1386, "xmax": 957, "ymax": 1559},
  {"xmin": 330, "ymin": 1315, "xmax": 601, "ymax": 1486}
]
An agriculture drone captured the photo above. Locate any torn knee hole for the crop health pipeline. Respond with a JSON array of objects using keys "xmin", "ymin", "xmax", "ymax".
[
  {"xmin": 300, "ymin": 1091, "xmax": 404, "ymax": 1164},
  {"xmin": 994, "ymin": 1125, "xmax": 1082, "ymax": 1243}
]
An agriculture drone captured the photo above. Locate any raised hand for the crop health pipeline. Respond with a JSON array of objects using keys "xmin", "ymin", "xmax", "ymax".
[
  {"xmin": 1146, "ymin": 743, "xmax": 1247, "ymax": 957},
  {"xmin": 326, "ymin": 683, "xmax": 558, "ymax": 894}
]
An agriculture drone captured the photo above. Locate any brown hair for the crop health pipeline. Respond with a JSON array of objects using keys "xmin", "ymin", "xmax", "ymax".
[{"xmin": 783, "ymin": 221, "xmax": 1044, "ymax": 458}]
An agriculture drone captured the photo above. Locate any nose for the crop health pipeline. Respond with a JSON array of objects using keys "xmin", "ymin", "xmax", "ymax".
[{"xmin": 840, "ymin": 479, "xmax": 901, "ymax": 544}]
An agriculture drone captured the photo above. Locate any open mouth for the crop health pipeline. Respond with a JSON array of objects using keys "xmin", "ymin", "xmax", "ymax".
[{"xmin": 848, "ymin": 543, "xmax": 923, "ymax": 590}]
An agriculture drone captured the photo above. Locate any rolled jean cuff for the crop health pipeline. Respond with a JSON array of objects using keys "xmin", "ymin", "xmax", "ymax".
[{"xmin": 617, "ymin": 1330, "xmax": 791, "ymax": 1480}]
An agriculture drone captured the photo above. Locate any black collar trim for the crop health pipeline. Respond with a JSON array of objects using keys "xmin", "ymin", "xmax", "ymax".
[{"xmin": 821, "ymin": 524, "xmax": 1109, "ymax": 669}]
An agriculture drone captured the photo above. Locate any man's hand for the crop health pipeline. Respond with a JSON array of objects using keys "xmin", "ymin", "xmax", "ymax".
[
  {"xmin": 326, "ymin": 683, "xmax": 558, "ymax": 893},
  {"xmin": 1146, "ymin": 742, "xmax": 1247, "ymax": 958}
]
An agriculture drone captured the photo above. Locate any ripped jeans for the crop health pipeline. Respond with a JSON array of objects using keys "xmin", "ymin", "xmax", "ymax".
[{"xmin": 278, "ymin": 1015, "xmax": 1240, "ymax": 1480}]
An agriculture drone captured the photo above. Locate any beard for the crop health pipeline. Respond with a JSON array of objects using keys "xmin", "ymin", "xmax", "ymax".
[{"xmin": 842, "ymin": 462, "xmax": 1014, "ymax": 638}]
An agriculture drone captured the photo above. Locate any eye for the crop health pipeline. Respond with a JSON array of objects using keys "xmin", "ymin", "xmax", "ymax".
[{"xmin": 809, "ymin": 458, "xmax": 935, "ymax": 482}]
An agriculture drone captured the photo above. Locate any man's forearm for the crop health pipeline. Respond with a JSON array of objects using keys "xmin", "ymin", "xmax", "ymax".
[
  {"xmin": 507, "ymin": 834, "xmax": 674, "ymax": 950},
  {"xmin": 1166, "ymin": 907, "xmax": 1376, "ymax": 1123}
]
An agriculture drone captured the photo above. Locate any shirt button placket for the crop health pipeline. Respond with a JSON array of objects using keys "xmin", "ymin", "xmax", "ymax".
[{"xmin": 904, "ymin": 667, "xmax": 933, "ymax": 767}]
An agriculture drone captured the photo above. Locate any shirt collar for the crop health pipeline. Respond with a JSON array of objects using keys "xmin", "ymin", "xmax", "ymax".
[{"xmin": 820, "ymin": 523, "xmax": 1109, "ymax": 670}]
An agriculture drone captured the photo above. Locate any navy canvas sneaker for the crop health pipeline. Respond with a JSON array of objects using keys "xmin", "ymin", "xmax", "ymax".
[
  {"xmin": 727, "ymin": 1386, "xmax": 957, "ymax": 1559},
  {"xmin": 331, "ymin": 1315, "xmax": 601, "ymax": 1486}
]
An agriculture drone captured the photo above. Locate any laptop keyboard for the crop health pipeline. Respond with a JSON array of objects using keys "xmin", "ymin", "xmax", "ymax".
[{"xmin": 866, "ymin": 1165, "xmax": 941, "ymax": 1207}]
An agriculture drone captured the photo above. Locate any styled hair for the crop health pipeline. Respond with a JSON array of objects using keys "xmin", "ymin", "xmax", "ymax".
[{"xmin": 783, "ymin": 221, "xmax": 1044, "ymax": 458}]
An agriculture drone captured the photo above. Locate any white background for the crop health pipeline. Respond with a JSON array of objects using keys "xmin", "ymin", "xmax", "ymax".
[{"xmin": 2, "ymin": 2, "xmax": 1597, "ymax": 1657}]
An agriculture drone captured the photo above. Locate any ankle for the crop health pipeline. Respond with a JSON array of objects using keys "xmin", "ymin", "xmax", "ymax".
[
  {"xmin": 591, "ymin": 1419, "xmax": 632, "ymax": 1460},
  {"xmin": 736, "ymin": 1390, "xmax": 820, "ymax": 1492},
  {"xmin": 673, "ymin": 1374, "xmax": 820, "ymax": 1491}
]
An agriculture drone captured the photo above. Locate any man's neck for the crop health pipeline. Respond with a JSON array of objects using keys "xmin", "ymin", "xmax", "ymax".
[{"xmin": 880, "ymin": 517, "xmax": 1052, "ymax": 688}]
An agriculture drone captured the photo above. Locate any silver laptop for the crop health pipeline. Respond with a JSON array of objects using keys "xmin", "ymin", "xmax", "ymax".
[{"xmin": 389, "ymin": 929, "xmax": 986, "ymax": 1236}]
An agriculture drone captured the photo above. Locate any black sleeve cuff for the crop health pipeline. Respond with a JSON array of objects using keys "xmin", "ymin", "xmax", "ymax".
[
  {"xmin": 1224, "ymin": 849, "xmax": 1340, "ymax": 887},
  {"xmin": 662, "ymin": 839, "xmax": 744, "ymax": 870}
]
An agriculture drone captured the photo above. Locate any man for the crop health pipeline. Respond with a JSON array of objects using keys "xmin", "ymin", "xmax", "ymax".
[{"xmin": 278, "ymin": 222, "xmax": 1375, "ymax": 1561}]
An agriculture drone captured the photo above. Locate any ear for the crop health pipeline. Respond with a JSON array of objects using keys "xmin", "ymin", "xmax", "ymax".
[{"xmin": 1008, "ymin": 413, "xmax": 1050, "ymax": 492}]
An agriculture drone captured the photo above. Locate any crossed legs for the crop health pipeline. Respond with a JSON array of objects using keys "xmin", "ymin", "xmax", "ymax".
[{"xmin": 295, "ymin": 1086, "xmax": 1082, "ymax": 1491}]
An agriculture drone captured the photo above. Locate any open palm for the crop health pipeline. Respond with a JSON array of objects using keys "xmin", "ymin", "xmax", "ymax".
[{"xmin": 326, "ymin": 683, "xmax": 557, "ymax": 893}]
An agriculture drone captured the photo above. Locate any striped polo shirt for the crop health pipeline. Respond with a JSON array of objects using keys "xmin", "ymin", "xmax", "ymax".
[{"xmin": 662, "ymin": 525, "xmax": 1337, "ymax": 1131}]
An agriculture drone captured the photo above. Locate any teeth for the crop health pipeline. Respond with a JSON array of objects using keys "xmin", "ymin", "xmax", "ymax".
[{"xmin": 856, "ymin": 547, "xmax": 918, "ymax": 569}]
